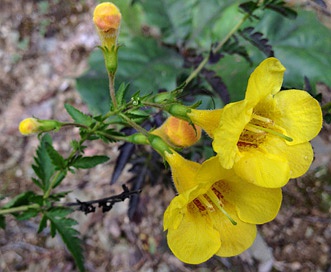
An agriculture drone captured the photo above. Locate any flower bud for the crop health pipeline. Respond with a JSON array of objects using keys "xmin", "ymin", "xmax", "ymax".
[
  {"xmin": 152, "ymin": 116, "xmax": 201, "ymax": 148},
  {"xmin": 93, "ymin": 2, "xmax": 121, "ymax": 50},
  {"xmin": 19, "ymin": 118, "xmax": 61, "ymax": 135}
]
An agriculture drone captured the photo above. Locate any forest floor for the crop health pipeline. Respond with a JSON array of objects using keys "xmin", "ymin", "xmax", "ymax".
[{"xmin": 0, "ymin": 0, "xmax": 330, "ymax": 271}]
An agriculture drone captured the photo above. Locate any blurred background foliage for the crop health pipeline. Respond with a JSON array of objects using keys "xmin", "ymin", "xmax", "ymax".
[{"xmin": 77, "ymin": 0, "xmax": 331, "ymax": 114}]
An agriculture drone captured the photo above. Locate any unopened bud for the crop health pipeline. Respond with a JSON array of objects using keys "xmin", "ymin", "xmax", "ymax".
[
  {"xmin": 19, "ymin": 118, "xmax": 62, "ymax": 136},
  {"xmin": 93, "ymin": 2, "xmax": 121, "ymax": 49},
  {"xmin": 152, "ymin": 116, "xmax": 201, "ymax": 148}
]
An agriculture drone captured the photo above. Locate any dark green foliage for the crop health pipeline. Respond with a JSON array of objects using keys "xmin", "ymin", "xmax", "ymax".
[
  {"xmin": 324, "ymin": 113, "xmax": 331, "ymax": 124},
  {"xmin": 263, "ymin": 0, "xmax": 297, "ymax": 19},
  {"xmin": 239, "ymin": 27, "xmax": 274, "ymax": 57},
  {"xmin": 1, "ymin": 191, "xmax": 37, "ymax": 209},
  {"xmin": 71, "ymin": 155, "xmax": 110, "ymax": 169},
  {"xmin": 0, "ymin": 215, "xmax": 5, "ymax": 229},
  {"xmin": 32, "ymin": 134, "xmax": 56, "ymax": 191},
  {"xmin": 44, "ymin": 207, "xmax": 85, "ymax": 272},
  {"xmin": 45, "ymin": 143, "xmax": 66, "ymax": 170}
]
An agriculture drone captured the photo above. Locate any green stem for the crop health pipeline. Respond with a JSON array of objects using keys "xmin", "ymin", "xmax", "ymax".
[
  {"xmin": 108, "ymin": 72, "xmax": 118, "ymax": 110},
  {"xmin": 184, "ymin": 13, "xmax": 249, "ymax": 87},
  {"xmin": 0, "ymin": 204, "xmax": 40, "ymax": 215},
  {"xmin": 119, "ymin": 113, "xmax": 149, "ymax": 136},
  {"xmin": 60, "ymin": 122, "xmax": 89, "ymax": 129},
  {"xmin": 43, "ymin": 171, "xmax": 63, "ymax": 199}
]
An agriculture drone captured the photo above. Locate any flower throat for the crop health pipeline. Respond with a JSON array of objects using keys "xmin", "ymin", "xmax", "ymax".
[
  {"xmin": 193, "ymin": 185, "xmax": 237, "ymax": 225},
  {"xmin": 238, "ymin": 113, "xmax": 293, "ymax": 148}
]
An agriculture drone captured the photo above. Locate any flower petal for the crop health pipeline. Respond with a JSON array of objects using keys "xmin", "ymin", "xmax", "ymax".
[
  {"xmin": 212, "ymin": 204, "xmax": 257, "ymax": 257},
  {"xmin": 188, "ymin": 109, "xmax": 223, "ymax": 138},
  {"xmin": 245, "ymin": 57, "xmax": 285, "ymax": 107},
  {"xmin": 166, "ymin": 210, "xmax": 221, "ymax": 264},
  {"xmin": 165, "ymin": 151, "xmax": 201, "ymax": 193},
  {"xmin": 273, "ymin": 90, "xmax": 322, "ymax": 145},
  {"xmin": 213, "ymin": 100, "xmax": 251, "ymax": 169},
  {"xmin": 233, "ymin": 149, "xmax": 290, "ymax": 188},
  {"xmin": 224, "ymin": 180, "xmax": 282, "ymax": 224},
  {"xmin": 264, "ymin": 137, "xmax": 314, "ymax": 178}
]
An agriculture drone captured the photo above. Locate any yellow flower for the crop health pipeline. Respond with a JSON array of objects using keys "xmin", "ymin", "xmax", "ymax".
[
  {"xmin": 152, "ymin": 116, "xmax": 202, "ymax": 148},
  {"xmin": 189, "ymin": 58, "xmax": 322, "ymax": 188},
  {"xmin": 19, "ymin": 117, "xmax": 61, "ymax": 135},
  {"xmin": 188, "ymin": 109, "xmax": 222, "ymax": 138},
  {"xmin": 164, "ymin": 151, "xmax": 282, "ymax": 264},
  {"xmin": 93, "ymin": 2, "xmax": 121, "ymax": 49}
]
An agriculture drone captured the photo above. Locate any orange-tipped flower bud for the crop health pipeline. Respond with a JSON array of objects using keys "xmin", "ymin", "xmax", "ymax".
[
  {"xmin": 19, "ymin": 118, "xmax": 61, "ymax": 136},
  {"xmin": 152, "ymin": 116, "xmax": 202, "ymax": 148},
  {"xmin": 93, "ymin": 2, "xmax": 121, "ymax": 50}
]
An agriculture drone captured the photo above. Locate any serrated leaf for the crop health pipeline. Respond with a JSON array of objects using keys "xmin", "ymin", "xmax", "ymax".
[
  {"xmin": 16, "ymin": 209, "xmax": 39, "ymax": 221},
  {"xmin": 116, "ymin": 83, "xmax": 130, "ymax": 106},
  {"xmin": 45, "ymin": 143, "xmax": 66, "ymax": 170},
  {"xmin": 45, "ymin": 207, "xmax": 84, "ymax": 272},
  {"xmin": 201, "ymin": 69, "xmax": 230, "ymax": 104},
  {"xmin": 32, "ymin": 134, "xmax": 55, "ymax": 191},
  {"xmin": 72, "ymin": 156, "xmax": 109, "ymax": 169},
  {"xmin": 64, "ymin": 104, "xmax": 93, "ymax": 126},
  {"xmin": 263, "ymin": 0, "xmax": 297, "ymax": 19},
  {"xmin": 239, "ymin": 27, "xmax": 274, "ymax": 57},
  {"xmin": 239, "ymin": 1, "xmax": 258, "ymax": 15},
  {"xmin": 38, "ymin": 214, "xmax": 48, "ymax": 233},
  {"xmin": 2, "ymin": 191, "xmax": 36, "ymax": 209}
]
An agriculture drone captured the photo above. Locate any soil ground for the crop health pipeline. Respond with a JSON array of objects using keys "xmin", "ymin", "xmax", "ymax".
[{"xmin": 0, "ymin": 1, "xmax": 330, "ymax": 271}]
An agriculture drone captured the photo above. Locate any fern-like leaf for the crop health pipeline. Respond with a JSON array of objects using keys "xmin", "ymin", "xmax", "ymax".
[
  {"xmin": 32, "ymin": 134, "xmax": 55, "ymax": 191},
  {"xmin": 64, "ymin": 104, "xmax": 93, "ymax": 126},
  {"xmin": 45, "ymin": 207, "xmax": 85, "ymax": 272},
  {"xmin": 239, "ymin": 27, "xmax": 274, "ymax": 57}
]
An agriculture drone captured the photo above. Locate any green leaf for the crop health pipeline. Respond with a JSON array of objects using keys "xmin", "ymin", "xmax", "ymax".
[
  {"xmin": 72, "ymin": 156, "xmax": 109, "ymax": 169},
  {"xmin": 212, "ymin": 8, "xmax": 331, "ymax": 102},
  {"xmin": 115, "ymin": 83, "xmax": 130, "ymax": 106},
  {"xmin": 37, "ymin": 214, "xmax": 48, "ymax": 233},
  {"xmin": 2, "ymin": 191, "xmax": 36, "ymax": 209},
  {"xmin": 117, "ymin": 37, "xmax": 183, "ymax": 94},
  {"xmin": 45, "ymin": 143, "xmax": 66, "ymax": 170},
  {"xmin": 0, "ymin": 215, "xmax": 5, "ymax": 229},
  {"xmin": 45, "ymin": 207, "xmax": 85, "ymax": 272},
  {"xmin": 64, "ymin": 104, "xmax": 93, "ymax": 126},
  {"xmin": 16, "ymin": 209, "xmax": 39, "ymax": 221},
  {"xmin": 263, "ymin": 0, "xmax": 297, "ymax": 19},
  {"xmin": 140, "ymin": 0, "xmax": 197, "ymax": 44},
  {"xmin": 32, "ymin": 134, "xmax": 55, "ymax": 191},
  {"xmin": 253, "ymin": 9, "xmax": 331, "ymax": 91}
]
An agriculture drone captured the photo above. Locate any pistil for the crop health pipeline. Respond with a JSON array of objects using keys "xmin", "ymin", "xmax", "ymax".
[
  {"xmin": 206, "ymin": 189, "xmax": 237, "ymax": 225},
  {"xmin": 247, "ymin": 123, "xmax": 293, "ymax": 142}
]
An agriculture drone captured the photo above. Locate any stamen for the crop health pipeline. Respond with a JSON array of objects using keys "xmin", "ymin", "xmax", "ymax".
[
  {"xmin": 247, "ymin": 124, "xmax": 293, "ymax": 142},
  {"xmin": 245, "ymin": 124, "xmax": 265, "ymax": 134},
  {"xmin": 207, "ymin": 190, "xmax": 237, "ymax": 225},
  {"xmin": 252, "ymin": 113, "xmax": 273, "ymax": 124},
  {"xmin": 197, "ymin": 195, "xmax": 214, "ymax": 211}
]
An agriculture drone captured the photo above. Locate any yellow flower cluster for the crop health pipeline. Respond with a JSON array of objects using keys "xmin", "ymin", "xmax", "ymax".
[{"xmin": 159, "ymin": 58, "xmax": 322, "ymax": 264}]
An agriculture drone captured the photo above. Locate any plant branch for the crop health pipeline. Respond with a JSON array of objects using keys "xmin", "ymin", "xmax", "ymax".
[{"xmin": 0, "ymin": 204, "xmax": 40, "ymax": 215}]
